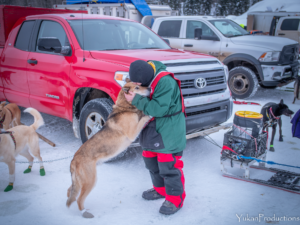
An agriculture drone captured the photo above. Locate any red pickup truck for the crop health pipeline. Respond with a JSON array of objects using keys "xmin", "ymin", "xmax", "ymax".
[{"xmin": 0, "ymin": 6, "xmax": 233, "ymax": 144}]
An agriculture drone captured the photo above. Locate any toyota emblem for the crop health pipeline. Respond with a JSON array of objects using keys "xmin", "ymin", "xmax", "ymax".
[{"xmin": 194, "ymin": 77, "xmax": 207, "ymax": 89}]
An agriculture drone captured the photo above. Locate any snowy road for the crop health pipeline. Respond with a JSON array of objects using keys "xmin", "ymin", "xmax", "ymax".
[{"xmin": 1, "ymin": 86, "xmax": 300, "ymax": 225}]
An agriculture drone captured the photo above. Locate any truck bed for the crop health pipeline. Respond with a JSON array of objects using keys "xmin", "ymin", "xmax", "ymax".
[{"xmin": 0, "ymin": 5, "xmax": 87, "ymax": 47}]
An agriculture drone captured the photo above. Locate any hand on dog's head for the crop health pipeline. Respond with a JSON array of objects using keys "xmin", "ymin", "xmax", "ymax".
[{"xmin": 122, "ymin": 78, "xmax": 150, "ymax": 97}]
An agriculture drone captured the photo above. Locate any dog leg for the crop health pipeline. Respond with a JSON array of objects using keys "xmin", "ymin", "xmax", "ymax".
[
  {"xmin": 269, "ymin": 124, "xmax": 277, "ymax": 152},
  {"xmin": 4, "ymin": 160, "xmax": 15, "ymax": 192},
  {"xmin": 278, "ymin": 117, "xmax": 283, "ymax": 142},
  {"xmin": 127, "ymin": 116, "xmax": 151, "ymax": 141},
  {"xmin": 293, "ymin": 97, "xmax": 296, "ymax": 104},
  {"xmin": 77, "ymin": 173, "xmax": 96, "ymax": 218},
  {"xmin": 19, "ymin": 147, "xmax": 34, "ymax": 173},
  {"xmin": 28, "ymin": 145, "xmax": 45, "ymax": 176}
]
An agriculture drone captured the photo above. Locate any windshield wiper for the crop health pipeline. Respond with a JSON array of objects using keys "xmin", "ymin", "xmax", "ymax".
[
  {"xmin": 141, "ymin": 47, "xmax": 160, "ymax": 49},
  {"xmin": 100, "ymin": 49, "xmax": 126, "ymax": 51}
]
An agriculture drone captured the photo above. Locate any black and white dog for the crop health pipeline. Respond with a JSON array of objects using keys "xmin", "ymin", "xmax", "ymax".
[{"xmin": 261, "ymin": 99, "xmax": 294, "ymax": 152}]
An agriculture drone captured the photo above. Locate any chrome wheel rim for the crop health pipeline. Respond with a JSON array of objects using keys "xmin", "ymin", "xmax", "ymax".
[
  {"xmin": 85, "ymin": 112, "xmax": 105, "ymax": 139},
  {"xmin": 229, "ymin": 74, "xmax": 249, "ymax": 95}
]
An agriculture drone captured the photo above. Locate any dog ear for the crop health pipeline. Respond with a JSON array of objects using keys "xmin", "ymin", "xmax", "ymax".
[
  {"xmin": 0, "ymin": 102, "xmax": 6, "ymax": 107},
  {"xmin": 122, "ymin": 87, "xmax": 130, "ymax": 94},
  {"xmin": 280, "ymin": 99, "xmax": 284, "ymax": 105},
  {"xmin": 125, "ymin": 78, "xmax": 131, "ymax": 83}
]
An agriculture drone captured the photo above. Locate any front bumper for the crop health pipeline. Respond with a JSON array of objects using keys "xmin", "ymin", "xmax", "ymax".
[
  {"xmin": 185, "ymin": 99, "xmax": 233, "ymax": 134},
  {"xmin": 261, "ymin": 62, "xmax": 299, "ymax": 86},
  {"xmin": 129, "ymin": 99, "xmax": 233, "ymax": 148}
]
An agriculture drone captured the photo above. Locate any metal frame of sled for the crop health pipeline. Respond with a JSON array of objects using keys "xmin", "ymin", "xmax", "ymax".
[
  {"xmin": 220, "ymin": 154, "xmax": 300, "ymax": 195},
  {"xmin": 220, "ymin": 153, "xmax": 267, "ymax": 179}
]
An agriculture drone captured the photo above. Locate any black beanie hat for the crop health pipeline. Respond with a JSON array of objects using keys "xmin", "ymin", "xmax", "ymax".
[{"xmin": 129, "ymin": 60, "xmax": 154, "ymax": 87}]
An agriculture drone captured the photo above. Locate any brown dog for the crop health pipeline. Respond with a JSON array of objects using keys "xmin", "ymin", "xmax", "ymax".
[
  {"xmin": 0, "ymin": 108, "xmax": 45, "ymax": 192},
  {"xmin": 0, "ymin": 102, "xmax": 21, "ymax": 130},
  {"xmin": 66, "ymin": 81, "xmax": 151, "ymax": 218}
]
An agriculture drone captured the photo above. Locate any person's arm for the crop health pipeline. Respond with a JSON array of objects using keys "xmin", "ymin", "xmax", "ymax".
[{"xmin": 132, "ymin": 77, "xmax": 174, "ymax": 117}]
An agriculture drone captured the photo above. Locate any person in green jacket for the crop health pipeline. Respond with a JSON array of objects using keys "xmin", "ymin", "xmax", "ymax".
[{"xmin": 124, "ymin": 60, "xmax": 186, "ymax": 215}]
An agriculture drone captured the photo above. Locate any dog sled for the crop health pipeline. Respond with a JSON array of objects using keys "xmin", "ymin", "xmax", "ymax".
[{"xmin": 220, "ymin": 111, "xmax": 300, "ymax": 195}]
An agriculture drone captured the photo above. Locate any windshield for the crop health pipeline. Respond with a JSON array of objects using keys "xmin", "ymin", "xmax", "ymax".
[
  {"xmin": 68, "ymin": 19, "xmax": 170, "ymax": 51},
  {"xmin": 209, "ymin": 20, "xmax": 249, "ymax": 37}
]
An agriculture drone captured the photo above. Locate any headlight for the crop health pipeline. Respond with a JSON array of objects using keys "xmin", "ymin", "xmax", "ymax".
[
  {"xmin": 259, "ymin": 52, "xmax": 280, "ymax": 62},
  {"xmin": 224, "ymin": 65, "xmax": 229, "ymax": 81},
  {"xmin": 114, "ymin": 71, "xmax": 129, "ymax": 87}
]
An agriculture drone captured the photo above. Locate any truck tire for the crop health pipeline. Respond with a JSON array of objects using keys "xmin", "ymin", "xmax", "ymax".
[
  {"xmin": 228, "ymin": 66, "xmax": 258, "ymax": 99},
  {"xmin": 79, "ymin": 98, "xmax": 113, "ymax": 144}
]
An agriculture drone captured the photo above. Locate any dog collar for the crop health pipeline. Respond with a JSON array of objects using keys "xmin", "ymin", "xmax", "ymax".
[
  {"xmin": 0, "ymin": 130, "xmax": 16, "ymax": 149},
  {"xmin": 269, "ymin": 107, "xmax": 280, "ymax": 120},
  {"xmin": 116, "ymin": 103, "xmax": 136, "ymax": 110}
]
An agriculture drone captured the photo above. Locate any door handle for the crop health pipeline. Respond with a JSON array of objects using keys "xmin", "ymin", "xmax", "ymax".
[
  {"xmin": 278, "ymin": 33, "xmax": 285, "ymax": 35},
  {"xmin": 27, "ymin": 59, "xmax": 38, "ymax": 65},
  {"xmin": 184, "ymin": 44, "xmax": 193, "ymax": 47}
]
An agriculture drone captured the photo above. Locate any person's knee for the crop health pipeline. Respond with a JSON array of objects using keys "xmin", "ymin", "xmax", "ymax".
[{"xmin": 143, "ymin": 157, "xmax": 159, "ymax": 172}]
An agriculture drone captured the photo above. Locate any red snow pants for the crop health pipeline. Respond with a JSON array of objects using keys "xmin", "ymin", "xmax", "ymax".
[{"xmin": 142, "ymin": 150, "xmax": 186, "ymax": 208}]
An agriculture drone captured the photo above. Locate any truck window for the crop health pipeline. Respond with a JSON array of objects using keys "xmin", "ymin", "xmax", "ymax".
[
  {"xmin": 157, "ymin": 20, "xmax": 182, "ymax": 38},
  {"xmin": 14, "ymin": 21, "xmax": 35, "ymax": 51},
  {"xmin": 281, "ymin": 19, "xmax": 300, "ymax": 31},
  {"xmin": 68, "ymin": 19, "xmax": 170, "ymax": 50},
  {"xmin": 36, "ymin": 21, "xmax": 70, "ymax": 53},
  {"xmin": 186, "ymin": 21, "xmax": 217, "ymax": 39},
  {"xmin": 209, "ymin": 20, "xmax": 249, "ymax": 37}
]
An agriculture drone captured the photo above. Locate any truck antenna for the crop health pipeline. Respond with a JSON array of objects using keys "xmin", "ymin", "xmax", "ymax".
[{"xmin": 81, "ymin": 0, "xmax": 86, "ymax": 62}]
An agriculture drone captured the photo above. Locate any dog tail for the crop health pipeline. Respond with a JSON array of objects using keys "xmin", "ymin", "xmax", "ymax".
[
  {"xmin": 66, "ymin": 160, "xmax": 80, "ymax": 208},
  {"xmin": 24, "ymin": 108, "xmax": 44, "ymax": 131}
]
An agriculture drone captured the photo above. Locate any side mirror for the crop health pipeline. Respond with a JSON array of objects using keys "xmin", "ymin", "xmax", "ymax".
[
  {"xmin": 163, "ymin": 38, "xmax": 170, "ymax": 45},
  {"xmin": 37, "ymin": 37, "xmax": 70, "ymax": 55},
  {"xmin": 194, "ymin": 28, "xmax": 202, "ymax": 40}
]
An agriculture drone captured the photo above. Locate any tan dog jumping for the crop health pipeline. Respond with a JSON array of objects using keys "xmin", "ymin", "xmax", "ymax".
[
  {"xmin": 0, "ymin": 102, "xmax": 21, "ymax": 130},
  {"xmin": 66, "ymin": 81, "xmax": 151, "ymax": 218},
  {"xmin": 0, "ymin": 108, "xmax": 45, "ymax": 192}
]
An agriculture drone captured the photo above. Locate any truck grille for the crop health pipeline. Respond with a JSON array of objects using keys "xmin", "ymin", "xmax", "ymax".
[
  {"xmin": 186, "ymin": 107, "xmax": 221, "ymax": 117},
  {"xmin": 181, "ymin": 76, "xmax": 225, "ymax": 89},
  {"xmin": 280, "ymin": 44, "xmax": 299, "ymax": 64},
  {"xmin": 164, "ymin": 60, "xmax": 219, "ymax": 67},
  {"xmin": 183, "ymin": 89, "xmax": 226, "ymax": 98}
]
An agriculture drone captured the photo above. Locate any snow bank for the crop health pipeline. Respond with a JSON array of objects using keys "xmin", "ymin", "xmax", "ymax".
[{"xmin": 227, "ymin": 0, "xmax": 300, "ymax": 25}]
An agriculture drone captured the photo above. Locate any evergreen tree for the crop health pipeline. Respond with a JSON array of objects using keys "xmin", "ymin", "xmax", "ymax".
[
  {"xmin": 252, "ymin": 0, "xmax": 262, "ymax": 5},
  {"xmin": 184, "ymin": 0, "xmax": 200, "ymax": 15},
  {"xmin": 201, "ymin": 0, "xmax": 213, "ymax": 15},
  {"xmin": 216, "ymin": 0, "xmax": 229, "ymax": 16},
  {"xmin": 168, "ymin": 0, "xmax": 182, "ymax": 14},
  {"xmin": 232, "ymin": 0, "xmax": 250, "ymax": 15},
  {"xmin": 216, "ymin": 0, "xmax": 250, "ymax": 16}
]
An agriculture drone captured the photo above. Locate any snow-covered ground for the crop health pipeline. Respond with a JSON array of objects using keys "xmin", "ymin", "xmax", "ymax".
[
  {"xmin": 227, "ymin": 0, "xmax": 300, "ymax": 25},
  {"xmin": 1, "ymin": 85, "xmax": 300, "ymax": 225}
]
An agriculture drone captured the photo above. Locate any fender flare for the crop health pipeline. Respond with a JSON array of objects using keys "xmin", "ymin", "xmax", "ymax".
[{"xmin": 223, "ymin": 54, "xmax": 264, "ymax": 81}]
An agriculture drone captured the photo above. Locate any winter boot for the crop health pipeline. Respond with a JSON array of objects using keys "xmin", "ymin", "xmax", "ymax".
[
  {"xmin": 142, "ymin": 188, "xmax": 164, "ymax": 200},
  {"xmin": 159, "ymin": 200, "xmax": 181, "ymax": 215}
]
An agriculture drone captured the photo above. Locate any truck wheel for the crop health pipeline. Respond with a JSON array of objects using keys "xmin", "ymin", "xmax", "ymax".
[
  {"xmin": 79, "ymin": 98, "xmax": 113, "ymax": 144},
  {"xmin": 228, "ymin": 66, "xmax": 258, "ymax": 99}
]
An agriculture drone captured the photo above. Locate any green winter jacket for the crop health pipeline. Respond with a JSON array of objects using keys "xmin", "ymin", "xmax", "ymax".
[{"xmin": 132, "ymin": 61, "xmax": 186, "ymax": 154}]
